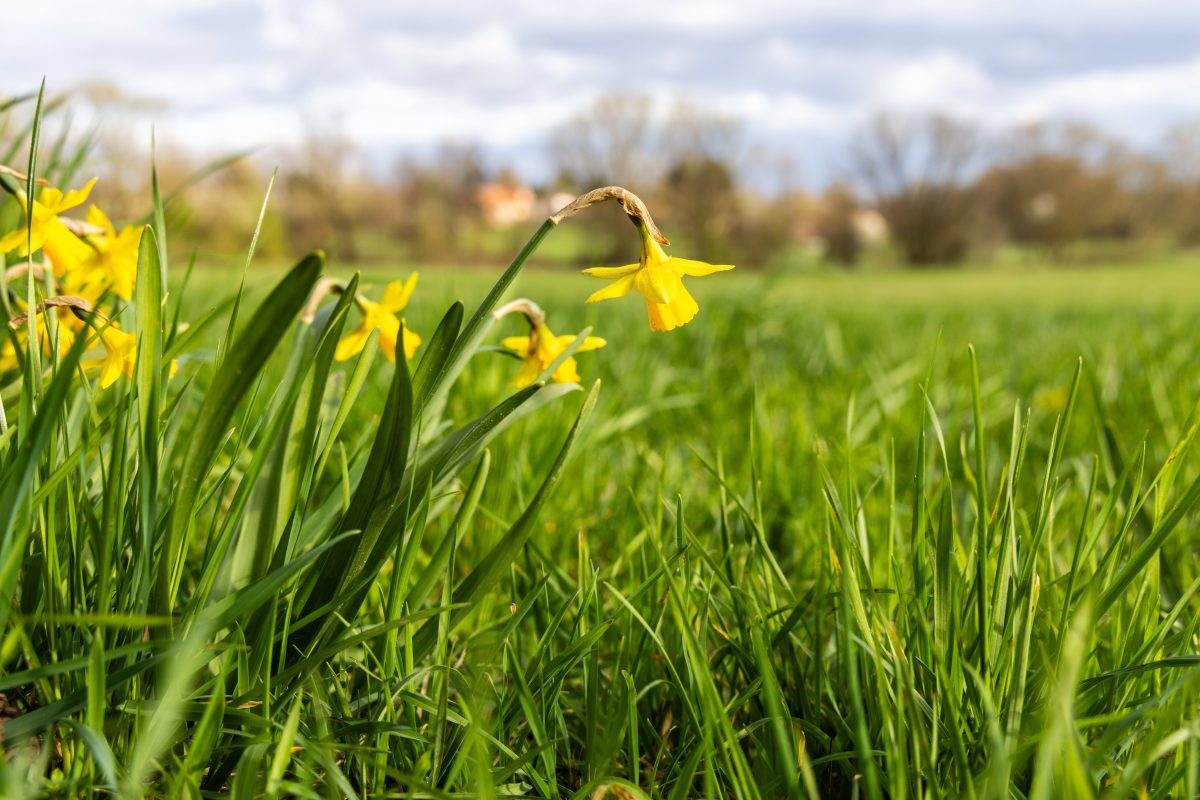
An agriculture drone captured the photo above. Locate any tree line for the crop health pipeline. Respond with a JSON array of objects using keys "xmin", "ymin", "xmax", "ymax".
[{"xmin": 48, "ymin": 89, "xmax": 1200, "ymax": 268}]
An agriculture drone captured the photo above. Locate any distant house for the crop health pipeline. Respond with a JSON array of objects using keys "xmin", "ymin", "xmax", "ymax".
[
  {"xmin": 852, "ymin": 208, "xmax": 889, "ymax": 246},
  {"xmin": 476, "ymin": 182, "xmax": 536, "ymax": 227}
]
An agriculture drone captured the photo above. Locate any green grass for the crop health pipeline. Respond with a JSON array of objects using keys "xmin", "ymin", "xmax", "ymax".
[{"xmin": 3, "ymin": 200, "xmax": 1200, "ymax": 800}]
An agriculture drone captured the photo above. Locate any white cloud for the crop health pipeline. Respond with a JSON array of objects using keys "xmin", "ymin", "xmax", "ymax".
[
  {"xmin": 876, "ymin": 51, "xmax": 993, "ymax": 111},
  {"xmin": 7, "ymin": 0, "xmax": 1200, "ymax": 183},
  {"xmin": 1018, "ymin": 57, "xmax": 1200, "ymax": 128}
]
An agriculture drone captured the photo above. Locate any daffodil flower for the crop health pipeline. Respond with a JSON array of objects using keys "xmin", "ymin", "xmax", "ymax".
[
  {"xmin": 63, "ymin": 208, "xmax": 140, "ymax": 301},
  {"xmin": 1, "ymin": 295, "xmax": 176, "ymax": 388},
  {"xmin": 334, "ymin": 274, "xmax": 421, "ymax": 363},
  {"xmin": 581, "ymin": 221, "xmax": 734, "ymax": 332},
  {"xmin": 96, "ymin": 325, "xmax": 136, "ymax": 389},
  {"xmin": 0, "ymin": 179, "xmax": 97, "ymax": 275},
  {"xmin": 501, "ymin": 321, "xmax": 605, "ymax": 387},
  {"xmin": 92, "ymin": 322, "xmax": 178, "ymax": 389},
  {"xmin": 0, "ymin": 299, "xmax": 82, "ymax": 370}
]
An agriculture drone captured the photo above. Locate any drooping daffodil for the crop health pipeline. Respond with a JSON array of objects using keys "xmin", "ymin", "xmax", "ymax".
[
  {"xmin": 582, "ymin": 221, "xmax": 733, "ymax": 332},
  {"xmin": 64, "ymin": 208, "xmax": 140, "ymax": 301},
  {"xmin": 334, "ymin": 274, "xmax": 421, "ymax": 363},
  {"xmin": 501, "ymin": 317, "xmax": 606, "ymax": 387},
  {"xmin": 0, "ymin": 178, "xmax": 97, "ymax": 275}
]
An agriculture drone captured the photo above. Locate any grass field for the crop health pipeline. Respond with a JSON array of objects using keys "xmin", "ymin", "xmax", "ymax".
[{"xmin": 3, "ymin": 227, "xmax": 1200, "ymax": 799}]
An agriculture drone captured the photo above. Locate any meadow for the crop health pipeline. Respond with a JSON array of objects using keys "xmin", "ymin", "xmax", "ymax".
[{"xmin": 2, "ymin": 160, "xmax": 1199, "ymax": 800}]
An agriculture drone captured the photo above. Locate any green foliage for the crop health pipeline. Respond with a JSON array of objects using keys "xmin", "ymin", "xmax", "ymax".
[{"xmin": 0, "ymin": 111, "xmax": 1198, "ymax": 797}]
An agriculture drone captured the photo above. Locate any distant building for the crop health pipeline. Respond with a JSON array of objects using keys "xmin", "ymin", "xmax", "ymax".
[
  {"xmin": 852, "ymin": 208, "xmax": 889, "ymax": 246},
  {"xmin": 476, "ymin": 182, "xmax": 536, "ymax": 227}
]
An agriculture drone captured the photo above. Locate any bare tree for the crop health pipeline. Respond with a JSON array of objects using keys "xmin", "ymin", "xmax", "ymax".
[
  {"xmin": 392, "ymin": 143, "xmax": 486, "ymax": 262},
  {"xmin": 1160, "ymin": 120, "xmax": 1200, "ymax": 243},
  {"xmin": 658, "ymin": 101, "xmax": 746, "ymax": 259},
  {"xmin": 550, "ymin": 93, "xmax": 656, "ymax": 187},
  {"xmin": 978, "ymin": 121, "xmax": 1161, "ymax": 255},
  {"xmin": 659, "ymin": 99, "xmax": 744, "ymax": 170},
  {"xmin": 816, "ymin": 183, "xmax": 863, "ymax": 267},
  {"xmin": 279, "ymin": 127, "xmax": 371, "ymax": 261},
  {"xmin": 851, "ymin": 112, "xmax": 980, "ymax": 265}
]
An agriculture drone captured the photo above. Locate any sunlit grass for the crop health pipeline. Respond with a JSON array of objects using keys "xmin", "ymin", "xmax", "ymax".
[{"xmin": 1, "ymin": 104, "xmax": 1198, "ymax": 796}]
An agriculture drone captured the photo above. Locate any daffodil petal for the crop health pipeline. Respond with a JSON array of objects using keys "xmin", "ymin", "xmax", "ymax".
[
  {"xmin": 669, "ymin": 258, "xmax": 735, "ymax": 277},
  {"xmin": 575, "ymin": 336, "xmax": 607, "ymax": 353},
  {"xmin": 57, "ymin": 178, "xmax": 97, "ymax": 213},
  {"xmin": 334, "ymin": 325, "xmax": 372, "ymax": 361},
  {"xmin": 582, "ymin": 263, "xmax": 641, "ymax": 279},
  {"xmin": 42, "ymin": 224, "xmax": 92, "ymax": 276},
  {"xmin": 513, "ymin": 356, "xmax": 542, "ymax": 388},
  {"xmin": 585, "ymin": 274, "xmax": 637, "ymax": 304},
  {"xmin": 500, "ymin": 336, "xmax": 531, "ymax": 355},
  {"xmin": 632, "ymin": 262, "xmax": 681, "ymax": 305},
  {"xmin": 0, "ymin": 228, "xmax": 32, "ymax": 255},
  {"xmin": 381, "ymin": 273, "xmax": 418, "ymax": 312},
  {"xmin": 401, "ymin": 325, "xmax": 421, "ymax": 360},
  {"xmin": 551, "ymin": 357, "xmax": 581, "ymax": 384},
  {"xmin": 38, "ymin": 187, "xmax": 65, "ymax": 211},
  {"xmin": 99, "ymin": 355, "xmax": 123, "ymax": 388},
  {"xmin": 86, "ymin": 205, "xmax": 117, "ymax": 238}
]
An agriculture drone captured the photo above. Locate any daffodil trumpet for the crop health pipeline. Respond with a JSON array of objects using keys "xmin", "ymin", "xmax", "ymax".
[{"xmin": 495, "ymin": 298, "xmax": 605, "ymax": 387}]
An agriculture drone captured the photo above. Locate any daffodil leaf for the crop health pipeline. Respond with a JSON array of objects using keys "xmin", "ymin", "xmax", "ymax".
[
  {"xmin": 134, "ymin": 226, "xmax": 165, "ymax": 570},
  {"xmin": 279, "ymin": 272, "xmax": 362, "ymax": 551},
  {"xmin": 163, "ymin": 294, "xmax": 238, "ymax": 361},
  {"xmin": 410, "ymin": 379, "xmax": 601, "ymax": 659},
  {"xmin": 292, "ymin": 332, "xmax": 413, "ymax": 649},
  {"xmin": 297, "ymin": 382, "xmax": 544, "ymax": 662},
  {"xmin": 2, "ymin": 650, "xmax": 169, "ymax": 745},
  {"xmin": 157, "ymin": 252, "xmax": 322, "ymax": 612},
  {"xmin": 65, "ymin": 720, "xmax": 121, "ymax": 790},
  {"xmin": 243, "ymin": 273, "xmax": 362, "ymax": 676},
  {"xmin": 0, "ymin": 305, "xmax": 90, "ymax": 633},
  {"xmin": 187, "ymin": 275, "xmax": 359, "ymax": 623},
  {"xmin": 411, "ymin": 300, "xmax": 462, "ymax": 411},
  {"xmin": 198, "ymin": 532, "xmax": 350, "ymax": 633},
  {"xmin": 217, "ymin": 169, "xmax": 276, "ymax": 368}
]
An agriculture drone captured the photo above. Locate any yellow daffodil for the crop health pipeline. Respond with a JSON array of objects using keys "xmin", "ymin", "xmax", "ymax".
[
  {"xmin": 501, "ymin": 321, "xmax": 605, "ymax": 387},
  {"xmin": 0, "ymin": 333, "xmax": 21, "ymax": 373},
  {"xmin": 91, "ymin": 322, "xmax": 178, "ymax": 389},
  {"xmin": 42, "ymin": 308, "xmax": 83, "ymax": 361},
  {"xmin": 0, "ymin": 295, "xmax": 176, "ymax": 389},
  {"xmin": 0, "ymin": 301, "xmax": 82, "ymax": 371},
  {"xmin": 96, "ymin": 325, "xmax": 136, "ymax": 389},
  {"xmin": 63, "ymin": 208, "xmax": 140, "ymax": 301},
  {"xmin": 582, "ymin": 221, "xmax": 734, "ymax": 332},
  {"xmin": 334, "ymin": 274, "xmax": 421, "ymax": 363},
  {"xmin": 0, "ymin": 179, "xmax": 97, "ymax": 276}
]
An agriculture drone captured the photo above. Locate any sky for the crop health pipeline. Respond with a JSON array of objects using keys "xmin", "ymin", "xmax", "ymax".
[{"xmin": 11, "ymin": 0, "xmax": 1200, "ymax": 186}]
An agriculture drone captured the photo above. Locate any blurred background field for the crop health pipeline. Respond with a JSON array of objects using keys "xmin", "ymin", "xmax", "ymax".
[{"xmin": 177, "ymin": 253, "xmax": 1200, "ymax": 558}]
